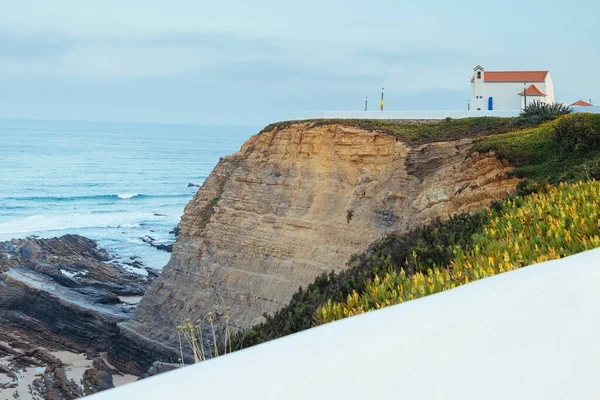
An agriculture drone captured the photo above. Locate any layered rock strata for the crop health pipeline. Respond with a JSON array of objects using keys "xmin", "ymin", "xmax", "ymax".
[
  {"xmin": 0, "ymin": 235, "xmax": 152, "ymax": 394},
  {"xmin": 113, "ymin": 123, "xmax": 519, "ymax": 373}
]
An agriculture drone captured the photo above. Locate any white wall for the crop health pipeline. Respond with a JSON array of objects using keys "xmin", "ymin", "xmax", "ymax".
[
  {"xmin": 573, "ymin": 106, "xmax": 600, "ymax": 114},
  {"xmin": 282, "ymin": 107, "xmax": 600, "ymax": 121},
  {"xmin": 545, "ymin": 73, "xmax": 555, "ymax": 104}
]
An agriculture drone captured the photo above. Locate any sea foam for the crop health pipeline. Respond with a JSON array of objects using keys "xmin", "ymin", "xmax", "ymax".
[
  {"xmin": 117, "ymin": 193, "xmax": 140, "ymax": 199},
  {"xmin": 0, "ymin": 212, "xmax": 160, "ymax": 239}
]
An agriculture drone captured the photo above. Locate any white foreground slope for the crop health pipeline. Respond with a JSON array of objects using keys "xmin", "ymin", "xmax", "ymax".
[{"xmin": 92, "ymin": 247, "xmax": 600, "ymax": 400}]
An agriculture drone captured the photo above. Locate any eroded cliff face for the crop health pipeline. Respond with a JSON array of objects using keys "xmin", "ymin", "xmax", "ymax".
[{"xmin": 112, "ymin": 123, "xmax": 519, "ymax": 373}]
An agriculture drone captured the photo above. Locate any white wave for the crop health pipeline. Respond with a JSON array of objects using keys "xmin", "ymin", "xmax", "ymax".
[
  {"xmin": 116, "ymin": 223, "xmax": 142, "ymax": 229},
  {"xmin": 0, "ymin": 212, "xmax": 171, "ymax": 239},
  {"xmin": 117, "ymin": 193, "xmax": 139, "ymax": 199}
]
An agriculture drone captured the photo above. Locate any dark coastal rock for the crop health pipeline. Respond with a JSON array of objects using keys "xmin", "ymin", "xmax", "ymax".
[
  {"xmin": 187, "ymin": 183, "xmax": 201, "ymax": 187},
  {"xmin": 155, "ymin": 243, "xmax": 173, "ymax": 252},
  {"xmin": 33, "ymin": 366, "xmax": 83, "ymax": 400},
  {"xmin": 83, "ymin": 369, "xmax": 114, "ymax": 395},
  {"xmin": 92, "ymin": 357, "xmax": 121, "ymax": 375},
  {"xmin": 0, "ymin": 234, "xmax": 154, "ymax": 355},
  {"xmin": 169, "ymin": 226, "xmax": 180, "ymax": 237},
  {"xmin": 139, "ymin": 235, "xmax": 173, "ymax": 253},
  {"xmin": 108, "ymin": 326, "xmax": 182, "ymax": 375},
  {"xmin": 138, "ymin": 361, "xmax": 181, "ymax": 380}
]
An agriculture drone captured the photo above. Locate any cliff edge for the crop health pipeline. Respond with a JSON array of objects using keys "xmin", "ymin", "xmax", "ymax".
[{"xmin": 111, "ymin": 121, "xmax": 519, "ymax": 373}]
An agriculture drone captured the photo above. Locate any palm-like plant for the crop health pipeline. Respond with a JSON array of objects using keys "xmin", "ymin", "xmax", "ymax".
[{"xmin": 511, "ymin": 101, "xmax": 572, "ymax": 126}]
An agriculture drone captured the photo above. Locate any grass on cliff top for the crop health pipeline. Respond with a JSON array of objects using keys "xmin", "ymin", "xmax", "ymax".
[
  {"xmin": 316, "ymin": 180, "xmax": 600, "ymax": 324},
  {"xmin": 260, "ymin": 117, "xmax": 515, "ymax": 145},
  {"xmin": 471, "ymin": 113, "xmax": 600, "ymax": 194}
]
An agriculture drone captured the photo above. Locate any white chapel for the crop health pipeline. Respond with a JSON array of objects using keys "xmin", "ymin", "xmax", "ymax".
[{"xmin": 470, "ymin": 65, "xmax": 555, "ymax": 111}]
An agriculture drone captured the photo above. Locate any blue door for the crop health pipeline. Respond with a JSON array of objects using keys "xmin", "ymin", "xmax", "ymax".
[{"xmin": 488, "ymin": 97, "xmax": 493, "ymax": 111}]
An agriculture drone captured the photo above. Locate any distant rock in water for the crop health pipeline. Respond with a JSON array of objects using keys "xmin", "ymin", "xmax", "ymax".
[
  {"xmin": 139, "ymin": 235, "xmax": 173, "ymax": 253},
  {"xmin": 0, "ymin": 234, "xmax": 151, "ymax": 398},
  {"xmin": 188, "ymin": 182, "xmax": 201, "ymax": 187}
]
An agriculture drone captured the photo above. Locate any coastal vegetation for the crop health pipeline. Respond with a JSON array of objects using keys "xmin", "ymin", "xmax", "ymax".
[
  {"xmin": 316, "ymin": 180, "xmax": 600, "ymax": 323},
  {"xmin": 509, "ymin": 100, "xmax": 572, "ymax": 127},
  {"xmin": 233, "ymin": 112, "xmax": 600, "ymax": 349},
  {"xmin": 472, "ymin": 113, "xmax": 600, "ymax": 194},
  {"xmin": 261, "ymin": 116, "xmax": 515, "ymax": 145},
  {"xmin": 176, "ymin": 308, "xmax": 232, "ymax": 365}
]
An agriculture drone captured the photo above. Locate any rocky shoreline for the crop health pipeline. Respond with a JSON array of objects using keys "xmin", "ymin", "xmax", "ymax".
[{"xmin": 0, "ymin": 235, "xmax": 156, "ymax": 398}]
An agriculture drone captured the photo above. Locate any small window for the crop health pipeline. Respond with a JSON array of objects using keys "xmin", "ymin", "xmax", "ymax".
[{"xmin": 477, "ymin": 71, "xmax": 482, "ymax": 79}]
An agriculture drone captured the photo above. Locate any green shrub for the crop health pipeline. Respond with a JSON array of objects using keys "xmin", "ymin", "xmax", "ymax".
[
  {"xmin": 473, "ymin": 114, "xmax": 600, "ymax": 188},
  {"xmin": 509, "ymin": 101, "xmax": 571, "ymax": 127},
  {"xmin": 515, "ymin": 179, "xmax": 544, "ymax": 196},
  {"xmin": 209, "ymin": 195, "xmax": 221, "ymax": 207},
  {"xmin": 559, "ymin": 157, "xmax": 600, "ymax": 181},
  {"xmin": 555, "ymin": 113, "xmax": 600, "ymax": 152}
]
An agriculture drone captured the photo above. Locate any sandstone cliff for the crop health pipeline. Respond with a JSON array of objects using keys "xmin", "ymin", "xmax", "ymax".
[{"xmin": 112, "ymin": 122, "xmax": 519, "ymax": 373}]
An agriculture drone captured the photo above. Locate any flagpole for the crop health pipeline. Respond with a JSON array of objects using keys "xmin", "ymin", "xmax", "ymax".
[{"xmin": 365, "ymin": 96, "xmax": 368, "ymax": 111}]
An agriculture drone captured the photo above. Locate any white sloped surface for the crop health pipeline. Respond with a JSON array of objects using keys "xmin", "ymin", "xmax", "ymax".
[{"xmin": 90, "ymin": 247, "xmax": 600, "ymax": 400}]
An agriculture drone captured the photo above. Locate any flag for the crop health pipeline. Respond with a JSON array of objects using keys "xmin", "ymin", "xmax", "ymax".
[{"xmin": 380, "ymin": 87, "xmax": 384, "ymax": 111}]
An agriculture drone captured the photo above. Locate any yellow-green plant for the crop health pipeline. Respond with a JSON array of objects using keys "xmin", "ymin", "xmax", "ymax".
[
  {"xmin": 176, "ymin": 307, "xmax": 232, "ymax": 365},
  {"xmin": 316, "ymin": 181, "xmax": 600, "ymax": 324}
]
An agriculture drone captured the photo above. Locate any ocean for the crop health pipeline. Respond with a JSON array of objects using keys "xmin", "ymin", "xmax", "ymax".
[{"xmin": 0, "ymin": 119, "xmax": 255, "ymax": 270}]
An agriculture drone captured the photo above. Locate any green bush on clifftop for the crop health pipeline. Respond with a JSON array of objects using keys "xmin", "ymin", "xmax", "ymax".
[
  {"xmin": 509, "ymin": 101, "xmax": 571, "ymax": 127},
  {"xmin": 471, "ymin": 113, "xmax": 600, "ymax": 194}
]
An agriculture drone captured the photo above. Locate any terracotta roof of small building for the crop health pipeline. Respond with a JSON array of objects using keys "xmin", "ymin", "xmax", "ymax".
[
  {"xmin": 518, "ymin": 84, "xmax": 547, "ymax": 96},
  {"xmin": 471, "ymin": 70, "xmax": 549, "ymax": 83},
  {"xmin": 570, "ymin": 100, "xmax": 593, "ymax": 107}
]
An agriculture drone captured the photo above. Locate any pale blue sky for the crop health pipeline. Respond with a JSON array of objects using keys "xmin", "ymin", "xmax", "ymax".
[{"xmin": 0, "ymin": 0, "xmax": 598, "ymax": 126}]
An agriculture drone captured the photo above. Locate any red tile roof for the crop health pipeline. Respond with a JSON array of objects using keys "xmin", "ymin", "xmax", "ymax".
[
  {"xmin": 570, "ymin": 100, "xmax": 593, "ymax": 107},
  {"xmin": 471, "ymin": 70, "xmax": 549, "ymax": 83},
  {"xmin": 485, "ymin": 71, "xmax": 548, "ymax": 82},
  {"xmin": 518, "ymin": 84, "xmax": 547, "ymax": 96}
]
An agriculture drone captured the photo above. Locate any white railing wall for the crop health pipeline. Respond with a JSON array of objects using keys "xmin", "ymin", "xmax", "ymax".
[
  {"xmin": 284, "ymin": 107, "xmax": 600, "ymax": 121},
  {"xmin": 572, "ymin": 106, "xmax": 600, "ymax": 114}
]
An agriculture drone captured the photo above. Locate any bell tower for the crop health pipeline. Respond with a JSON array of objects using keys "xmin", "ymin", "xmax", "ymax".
[{"xmin": 472, "ymin": 65, "xmax": 485, "ymax": 111}]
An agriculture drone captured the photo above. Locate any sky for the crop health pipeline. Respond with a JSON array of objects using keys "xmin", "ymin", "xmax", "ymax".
[{"xmin": 0, "ymin": 0, "xmax": 598, "ymax": 126}]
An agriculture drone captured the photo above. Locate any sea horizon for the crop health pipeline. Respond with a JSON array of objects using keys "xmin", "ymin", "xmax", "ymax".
[{"xmin": 0, "ymin": 118, "xmax": 256, "ymax": 270}]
